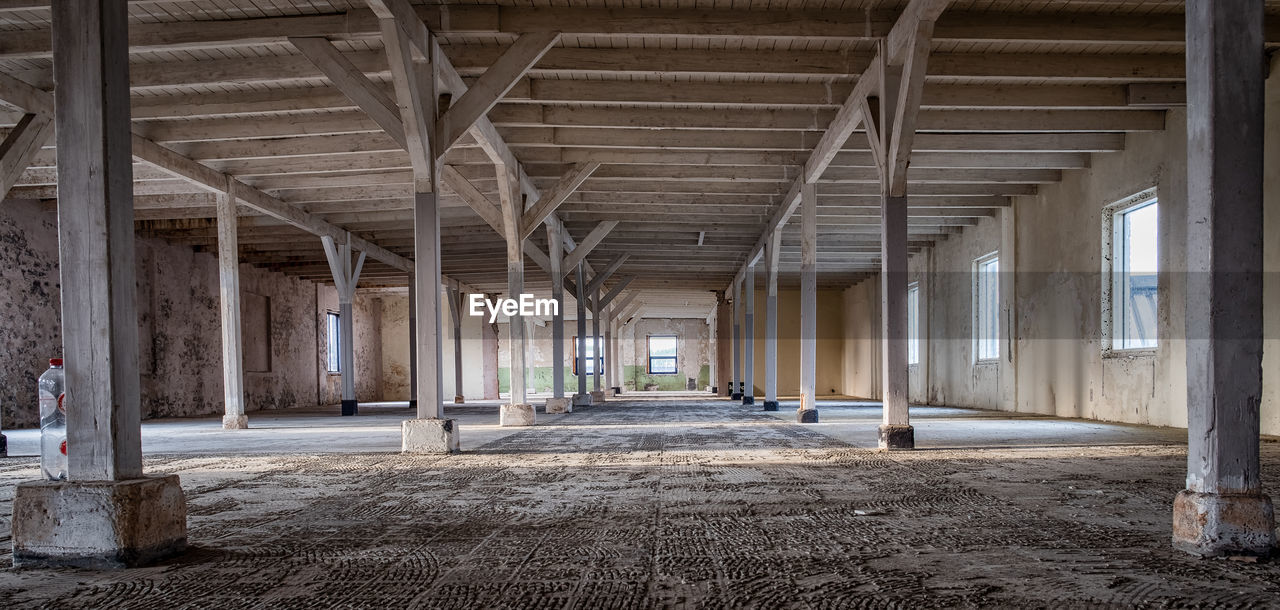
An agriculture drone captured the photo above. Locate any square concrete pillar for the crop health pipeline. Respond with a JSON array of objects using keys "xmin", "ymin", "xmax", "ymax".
[
  {"xmin": 545, "ymin": 397, "xmax": 572, "ymax": 414},
  {"xmin": 590, "ymin": 390, "xmax": 607, "ymax": 403},
  {"xmin": 12, "ymin": 475, "xmax": 187, "ymax": 569},
  {"xmin": 573, "ymin": 393, "xmax": 593, "ymax": 407},
  {"xmin": 402, "ymin": 418, "xmax": 460, "ymax": 454},
  {"xmin": 500, "ymin": 403, "xmax": 536, "ymax": 427}
]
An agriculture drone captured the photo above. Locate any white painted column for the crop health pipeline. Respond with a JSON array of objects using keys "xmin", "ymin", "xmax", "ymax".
[
  {"xmin": 447, "ymin": 281, "xmax": 464, "ymax": 403},
  {"xmin": 797, "ymin": 182, "xmax": 818, "ymax": 423},
  {"xmin": 53, "ymin": 0, "xmax": 143, "ymax": 480},
  {"xmin": 216, "ymin": 183, "xmax": 247, "ymax": 430},
  {"xmin": 731, "ymin": 279, "xmax": 742, "ymax": 399},
  {"xmin": 592, "ymin": 285, "xmax": 602, "ymax": 394},
  {"xmin": 322, "ymin": 237, "xmax": 365, "ymax": 417},
  {"xmin": 413, "ymin": 191, "xmax": 444, "ymax": 419},
  {"xmin": 879, "ymin": 193, "xmax": 913, "ymax": 449},
  {"xmin": 742, "ymin": 262, "xmax": 756, "ymax": 405},
  {"xmin": 604, "ymin": 305, "xmax": 614, "ymax": 393},
  {"xmin": 763, "ymin": 231, "xmax": 781, "ymax": 411},
  {"xmin": 1172, "ymin": 0, "xmax": 1275, "ymax": 558},
  {"xmin": 548, "ymin": 223, "xmax": 566, "ymax": 399},
  {"xmin": 575, "ymin": 264, "xmax": 590, "ymax": 404}
]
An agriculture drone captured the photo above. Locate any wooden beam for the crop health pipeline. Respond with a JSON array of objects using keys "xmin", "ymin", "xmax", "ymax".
[
  {"xmin": 518, "ymin": 161, "xmax": 599, "ymax": 241},
  {"xmin": 438, "ymin": 31, "xmax": 559, "ymax": 152},
  {"xmin": 289, "ymin": 36, "xmax": 407, "ymax": 147},
  {"xmin": 0, "ymin": 112, "xmax": 53, "ymax": 199},
  {"xmin": 587, "ymin": 254, "xmax": 630, "ymax": 297},
  {"xmin": 597, "ymin": 275, "xmax": 636, "ymax": 310},
  {"xmin": 562, "ymin": 220, "xmax": 619, "ymax": 274}
]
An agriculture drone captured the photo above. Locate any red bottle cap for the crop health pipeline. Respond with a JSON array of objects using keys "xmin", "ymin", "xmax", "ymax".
[{"xmin": 49, "ymin": 358, "xmax": 63, "ymax": 367}]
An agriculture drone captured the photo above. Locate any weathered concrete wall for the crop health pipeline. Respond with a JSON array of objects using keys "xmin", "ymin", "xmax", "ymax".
[
  {"xmin": 842, "ymin": 280, "xmax": 880, "ymax": 399},
  {"xmin": 316, "ymin": 286, "xmax": 382, "ymax": 405},
  {"xmin": 376, "ymin": 290, "xmax": 490, "ymax": 402},
  {"xmin": 0, "ymin": 199, "xmax": 324, "ymax": 428},
  {"xmin": 744, "ymin": 289, "xmax": 846, "ymax": 396}
]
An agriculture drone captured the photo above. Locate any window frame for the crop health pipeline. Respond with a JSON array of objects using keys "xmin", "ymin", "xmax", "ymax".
[
  {"xmin": 1102, "ymin": 188, "xmax": 1159, "ymax": 356},
  {"xmin": 571, "ymin": 335, "xmax": 603, "ymax": 376},
  {"xmin": 972, "ymin": 252, "xmax": 1000, "ymax": 364},
  {"xmin": 907, "ymin": 282, "xmax": 920, "ymax": 366},
  {"xmin": 325, "ymin": 311, "xmax": 341, "ymax": 374},
  {"xmin": 646, "ymin": 335, "xmax": 679, "ymax": 375}
]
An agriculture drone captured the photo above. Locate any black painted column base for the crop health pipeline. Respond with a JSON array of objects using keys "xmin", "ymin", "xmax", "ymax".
[
  {"xmin": 762, "ymin": 400, "xmax": 779, "ymax": 412},
  {"xmin": 741, "ymin": 396, "xmax": 754, "ymax": 405},
  {"xmin": 796, "ymin": 409, "xmax": 819, "ymax": 423},
  {"xmin": 408, "ymin": 399, "xmax": 417, "ymax": 409},
  {"xmin": 612, "ymin": 386, "xmax": 622, "ymax": 396},
  {"xmin": 878, "ymin": 424, "xmax": 915, "ymax": 450},
  {"xmin": 731, "ymin": 392, "xmax": 743, "ymax": 400},
  {"xmin": 0, "ymin": 432, "xmax": 6, "ymax": 457},
  {"xmin": 710, "ymin": 386, "xmax": 718, "ymax": 394},
  {"xmin": 341, "ymin": 399, "xmax": 358, "ymax": 416}
]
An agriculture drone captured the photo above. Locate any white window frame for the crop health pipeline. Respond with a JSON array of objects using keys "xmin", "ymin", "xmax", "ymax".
[
  {"xmin": 647, "ymin": 335, "xmax": 679, "ymax": 375},
  {"xmin": 907, "ymin": 282, "xmax": 920, "ymax": 366},
  {"xmin": 973, "ymin": 252, "xmax": 1000, "ymax": 363},
  {"xmin": 1102, "ymin": 188, "xmax": 1159, "ymax": 356},
  {"xmin": 325, "ymin": 311, "xmax": 341, "ymax": 373}
]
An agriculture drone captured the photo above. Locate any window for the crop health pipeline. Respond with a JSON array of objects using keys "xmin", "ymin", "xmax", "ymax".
[
  {"xmin": 647, "ymin": 335, "xmax": 678, "ymax": 374},
  {"xmin": 907, "ymin": 283, "xmax": 920, "ymax": 366},
  {"xmin": 326, "ymin": 312, "xmax": 341, "ymax": 373},
  {"xmin": 974, "ymin": 253, "xmax": 1000, "ymax": 362},
  {"xmin": 1106, "ymin": 191, "xmax": 1159, "ymax": 351},
  {"xmin": 572, "ymin": 336, "xmax": 602, "ymax": 375}
]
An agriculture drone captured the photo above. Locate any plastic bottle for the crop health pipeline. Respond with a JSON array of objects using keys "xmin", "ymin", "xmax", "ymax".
[{"xmin": 38, "ymin": 358, "xmax": 66, "ymax": 481}]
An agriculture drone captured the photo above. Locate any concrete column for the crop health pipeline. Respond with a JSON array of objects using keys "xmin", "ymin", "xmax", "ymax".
[
  {"xmin": 503, "ymin": 246, "xmax": 534, "ymax": 425},
  {"xmin": 742, "ymin": 263, "xmax": 756, "ymax": 405},
  {"xmin": 737, "ymin": 278, "xmax": 747, "ymax": 401},
  {"xmin": 322, "ymin": 237, "xmax": 365, "ymax": 417},
  {"xmin": 1173, "ymin": 0, "xmax": 1275, "ymax": 558},
  {"xmin": 574, "ymin": 264, "xmax": 591, "ymax": 406},
  {"xmin": 407, "ymin": 273, "xmax": 417, "ymax": 409},
  {"xmin": 216, "ymin": 184, "xmax": 247, "ymax": 429},
  {"xmin": 798, "ymin": 182, "xmax": 818, "ymax": 423},
  {"xmin": 763, "ymin": 232, "xmax": 781, "ymax": 411},
  {"xmin": 545, "ymin": 223, "xmax": 571, "ymax": 413},
  {"xmin": 12, "ymin": 0, "xmax": 187, "ymax": 568},
  {"xmin": 879, "ymin": 194, "xmax": 913, "ymax": 449},
  {"xmin": 482, "ymin": 312, "xmax": 499, "ymax": 400},
  {"xmin": 446, "ymin": 281, "xmax": 464, "ymax": 404}
]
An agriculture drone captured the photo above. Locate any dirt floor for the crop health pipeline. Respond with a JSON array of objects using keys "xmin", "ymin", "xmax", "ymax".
[{"xmin": 1, "ymin": 397, "xmax": 1279, "ymax": 608}]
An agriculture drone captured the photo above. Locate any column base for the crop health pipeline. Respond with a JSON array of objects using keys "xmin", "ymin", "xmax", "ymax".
[
  {"xmin": 500, "ymin": 403, "xmax": 536, "ymax": 427},
  {"xmin": 711, "ymin": 386, "xmax": 718, "ymax": 394},
  {"xmin": 340, "ymin": 399, "xmax": 358, "ymax": 416},
  {"xmin": 731, "ymin": 393, "xmax": 743, "ymax": 400},
  {"xmin": 762, "ymin": 400, "xmax": 779, "ymax": 412},
  {"xmin": 1172, "ymin": 490, "xmax": 1276, "ymax": 557},
  {"xmin": 590, "ymin": 390, "xmax": 607, "ymax": 403},
  {"xmin": 612, "ymin": 386, "xmax": 622, "ymax": 396},
  {"xmin": 12, "ymin": 475, "xmax": 188, "ymax": 569},
  {"xmin": 573, "ymin": 393, "xmax": 593, "ymax": 407},
  {"xmin": 742, "ymin": 396, "xmax": 755, "ymax": 406},
  {"xmin": 402, "ymin": 418, "xmax": 460, "ymax": 454},
  {"xmin": 796, "ymin": 409, "xmax": 819, "ymax": 423},
  {"xmin": 1, "ymin": 432, "xmax": 7, "ymax": 457},
  {"xmin": 222, "ymin": 414, "xmax": 248, "ymax": 430},
  {"xmin": 409, "ymin": 399, "xmax": 417, "ymax": 408},
  {"xmin": 545, "ymin": 397, "xmax": 573, "ymax": 414},
  {"xmin": 453, "ymin": 395, "xmax": 465, "ymax": 404},
  {"xmin": 878, "ymin": 424, "xmax": 915, "ymax": 450}
]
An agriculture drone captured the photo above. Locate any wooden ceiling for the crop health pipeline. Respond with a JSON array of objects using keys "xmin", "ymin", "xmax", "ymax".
[{"xmin": 2, "ymin": 0, "xmax": 1277, "ymax": 300}]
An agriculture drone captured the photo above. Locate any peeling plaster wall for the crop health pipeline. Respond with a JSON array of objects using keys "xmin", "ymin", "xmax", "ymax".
[
  {"xmin": 0, "ymin": 200, "xmax": 62, "ymax": 430},
  {"xmin": 0, "ymin": 199, "xmax": 323, "ymax": 428},
  {"xmin": 316, "ymin": 285, "xmax": 382, "ymax": 405},
  {"xmin": 622, "ymin": 318, "xmax": 711, "ymax": 392}
]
